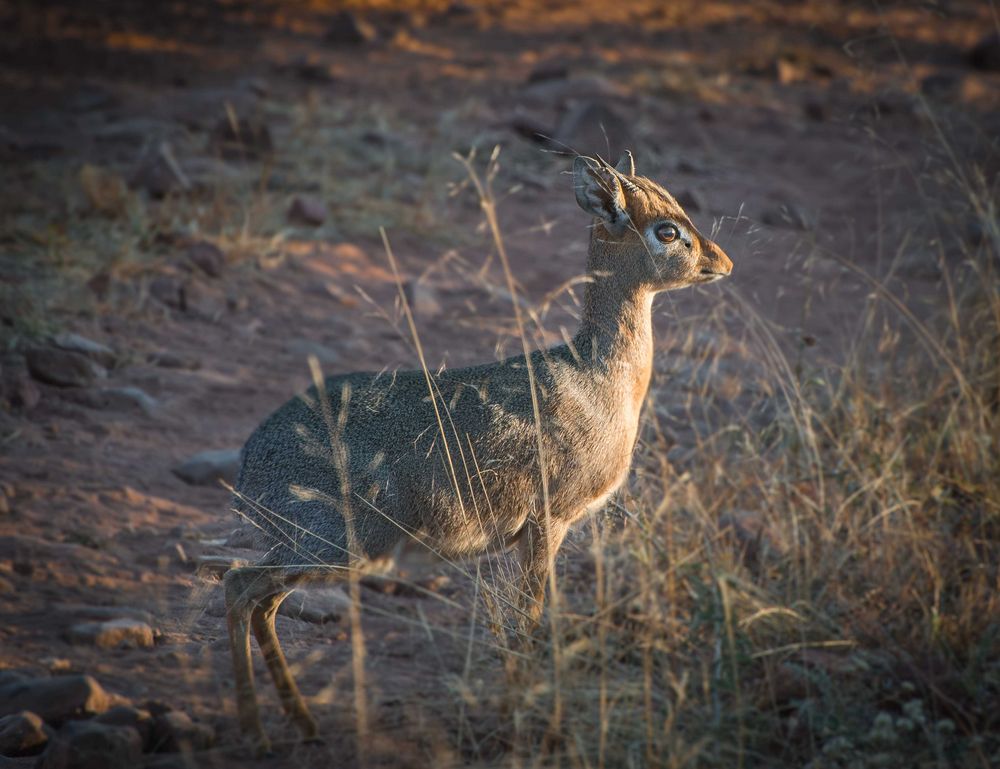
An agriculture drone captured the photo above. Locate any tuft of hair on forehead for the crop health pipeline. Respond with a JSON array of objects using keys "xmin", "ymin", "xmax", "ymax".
[{"xmin": 617, "ymin": 173, "xmax": 689, "ymax": 222}]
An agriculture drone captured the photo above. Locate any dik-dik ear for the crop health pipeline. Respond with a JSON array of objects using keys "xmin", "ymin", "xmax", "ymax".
[{"xmin": 573, "ymin": 156, "xmax": 628, "ymax": 236}]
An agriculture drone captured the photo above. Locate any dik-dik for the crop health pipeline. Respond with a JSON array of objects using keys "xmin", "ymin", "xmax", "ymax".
[{"xmin": 224, "ymin": 152, "xmax": 733, "ymax": 751}]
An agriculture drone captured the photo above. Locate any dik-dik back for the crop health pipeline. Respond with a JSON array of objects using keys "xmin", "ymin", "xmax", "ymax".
[{"xmin": 233, "ymin": 338, "xmax": 637, "ymax": 569}]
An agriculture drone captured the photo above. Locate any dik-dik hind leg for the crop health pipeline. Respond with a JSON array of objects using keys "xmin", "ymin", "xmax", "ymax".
[
  {"xmin": 225, "ymin": 566, "xmax": 304, "ymax": 754},
  {"xmin": 516, "ymin": 516, "xmax": 570, "ymax": 634},
  {"xmin": 251, "ymin": 591, "xmax": 319, "ymax": 740}
]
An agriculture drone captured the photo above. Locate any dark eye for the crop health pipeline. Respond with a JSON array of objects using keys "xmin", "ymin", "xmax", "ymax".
[{"xmin": 655, "ymin": 223, "xmax": 680, "ymax": 244}]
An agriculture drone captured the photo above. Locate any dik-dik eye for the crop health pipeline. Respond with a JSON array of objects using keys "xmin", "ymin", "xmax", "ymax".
[{"xmin": 655, "ymin": 223, "xmax": 680, "ymax": 244}]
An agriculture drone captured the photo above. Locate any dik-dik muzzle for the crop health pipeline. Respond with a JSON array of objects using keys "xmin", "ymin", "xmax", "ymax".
[{"xmin": 696, "ymin": 237, "xmax": 734, "ymax": 283}]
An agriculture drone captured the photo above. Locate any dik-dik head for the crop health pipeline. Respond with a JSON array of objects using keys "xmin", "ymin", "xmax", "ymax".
[{"xmin": 574, "ymin": 152, "xmax": 733, "ymax": 291}]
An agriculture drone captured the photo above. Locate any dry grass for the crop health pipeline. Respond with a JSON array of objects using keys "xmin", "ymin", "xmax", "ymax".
[{"xmin": 452, "ymin": 144, "xmax": 999, "ymax": 769}]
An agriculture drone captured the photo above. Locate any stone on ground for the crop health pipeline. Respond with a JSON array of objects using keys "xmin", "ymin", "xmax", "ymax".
[
  {"xmin": 0, "ymin": 711, "xmax": 48, "ymax": 757},
  {"xmin": 49, "ymin": 333, "xmax": 117, "ymax": 368},
  {"xmin": 25, "ymin": 348, "xmax": 106, "ymax": 388},
  {"xmin": 171, "ymin": 449, "xmax": 241, "ymax": 486},
  {"xmin": 37, "ymin": 721, "xmax": 142, "ymax": 769},
  {"xmin": 67, "ymin": 619, "xmax": 155, "ymax": 650},
  {"xmin": 149, "ymin": 711, "xmax": 214, "ymax": 753},
  {"xmin": 0, "ymin": 675, "xmax": 111, "ymax": 724}
]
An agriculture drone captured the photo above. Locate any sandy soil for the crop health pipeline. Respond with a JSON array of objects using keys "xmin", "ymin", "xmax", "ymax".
[{"xmin": 0, "ymin": 1, "xmax": 997, "ymax": 766}]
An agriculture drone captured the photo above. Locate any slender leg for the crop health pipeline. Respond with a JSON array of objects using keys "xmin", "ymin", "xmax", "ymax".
[
  {"xmin": 224, "ymin": 568, "xmax": 275, "ymax": 755},
  {"xmin": 517, "ymin": 515, "xmax": 570, "ymax": 632},
  {"xmin": 251, "ymin": 592, "xmax": 320, "ymax": 740}
]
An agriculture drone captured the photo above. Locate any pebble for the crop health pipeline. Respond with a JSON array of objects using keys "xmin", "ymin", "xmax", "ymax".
[
  {"xmin": 148, "ymin": 711, "xmax": 214, "ymax": 753},
  {"xmin": 49, "ymin": 333, "xmax": 117, "ymax": 368},
  {"xmin": 0, "ymin": 675, "xmax": 111, "ymax": 724},
  {"xmin": 93, "ymin": 706, "xmax": 154, "ymax": 751},
  {"xmin": 71, "ymin": 387, "xmax": 159, "ymax": 417},
  {"xmin": 0, "ymin": 711, "xmax": 47, "ymax": 757},
  {"xmin": 37, "ymin": 721, "xmax": 142, "ymax": 769},
  {"xmin": 171, "ymin": 449, "xmax": 241, "ymax": 487},
  {"xmin": 25, "ymin": 348, "xmax": 106, "ymax": 388},
  {"xmin": 67, "ymin": 619, "xmax": 155, "ymax": 650}
]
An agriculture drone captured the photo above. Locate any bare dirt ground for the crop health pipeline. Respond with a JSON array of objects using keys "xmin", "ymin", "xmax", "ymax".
[{"xmin": 1, "ymin": 1, "xmax": 998, "ymax": 767}]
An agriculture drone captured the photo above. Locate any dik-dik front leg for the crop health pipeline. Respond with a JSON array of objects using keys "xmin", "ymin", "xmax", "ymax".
[{"xmin": 516, "ymin": 513, "xmax": 570, "ymax": 634}]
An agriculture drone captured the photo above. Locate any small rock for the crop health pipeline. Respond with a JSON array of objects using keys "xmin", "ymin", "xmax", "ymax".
[
  {"xmin": 761, "ymin": 203, "xmax": 810, "ymax": 231},
  {"xmin": 969, "ymin": 33, "xmax": 1000, "ymax": 72},
  {"xmin": 183, "ymin": 242, "xmax": 225, "ymax": 278},
  {"xmin": 278, "ymin": 587, "xmax": 349, "ymax": 624},
  {"xmin": 25, "ymin": 348, "xmax": 106, "ymax": 388},
  {"xmin": 94, "ymin": 706, "xmax": 154, "ymax": 751},
  {"xmin": 79, "ymin": 165, "xmax": 129, "ymax": 217},
  {"xmin": 325, "ymin": 11, "xmax": 376, "ymax": 45},
  {"xmin": 775, "ymin": 56, "xmax": 805, "ymax": 85},
  {"xmin": 404, "ymin": 280, "xmax": 443, "ymax": 318},
  {"xmin": 674, "ymin": 189, "xmax": 705, "ymax": 213},
  {"xmin": 71, "ymin": 386, "xmax": 159, "ymax": 417},
  {"xmin": 287, "ymin": 196, "xmax": 327, "ymax": 226},
  {"xmin": 171, "ymin": 449, "xmax": 241, "ymax": 487},
  {"xmin": 38, "ymin": 721, "xmax": 142, "ymax": 769},
  {"xmin": 0, "ymin": 675, "xmax": 111, "ymax": 724},
  {"xmin": 148, "ymin": 276, "xmax": 188, "ymax": 311},
  {"xmin": 149, "ymin": 711, "xmax": 214, "ymax": 753},
  {"xmin": 208, "ymin": 116, "xmax": 273, "ymax": 160},
  {"xmin": 554, "ymin": 101, "xmax": 632, "ymax": 160},
  {"xmin": 67, "ymin": 619, "xmax": 155, "ymax": 650},
  {"xmin": 0, "ymin": 711, "xmax": 47, "ymax": 757},
  {"xmin": 131, "ymin": 142, "xmax": 190, "ymax": 199},
  {"xmin": 50, "ymin": 333, "xmax": 117, "ymax": 368}
]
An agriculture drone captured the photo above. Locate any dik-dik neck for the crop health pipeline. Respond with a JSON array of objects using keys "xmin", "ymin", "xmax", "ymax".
[{"xmin": 574, "ymin": 242, "xmax": 655, "ymax": 391}]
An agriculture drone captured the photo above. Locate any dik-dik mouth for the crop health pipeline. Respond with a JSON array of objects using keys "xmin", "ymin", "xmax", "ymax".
[{"xmin": 698, "ymin": 268, "xmax": 730, "ymax": 282}]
